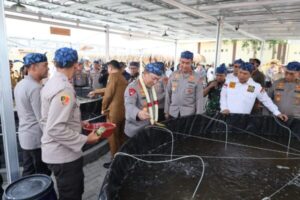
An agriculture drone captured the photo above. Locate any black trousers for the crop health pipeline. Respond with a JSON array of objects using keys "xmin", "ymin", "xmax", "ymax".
[
  {"xmin": 0, "ymin": 174, "xmax": 3, "ymax": 199},
  {"xmin": 48, "ymin": 157, "xmax": 84, "ymax": 200},
  {"xmin": 22, "ymin": 148, "xmax": 51, "ymax": 177}
]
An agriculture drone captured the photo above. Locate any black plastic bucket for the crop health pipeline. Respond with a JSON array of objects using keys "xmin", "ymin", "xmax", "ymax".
[{"xmin": 4, "ymin": 174, "xmax": 57, "ymax": 200}]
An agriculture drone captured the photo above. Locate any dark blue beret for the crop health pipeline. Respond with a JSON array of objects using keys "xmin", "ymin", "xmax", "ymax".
[
  {"xmin": 216, "ymin": 63, "xmax": 227, "ymax": 74},
  {"xmin": 145, "ymin": 62, "xmax": 164, "ymax": 76},
  {"xmin": 23, "ymin": 53, "xmax": 47, "ymax": 66},
  {"xmin": 286, "ymin": 61, "xmax": 300, "ymax": 72},
  {"xmin": 181, "ymin": 51, "xmax": 193, "ymax": 60},
  {"xmin": 240, "ymin": 62, "xmax": 254, "ymax": 73},
  {"xmin": 54, "ymin": 47, "xmax": 78, "ymax": 68}
]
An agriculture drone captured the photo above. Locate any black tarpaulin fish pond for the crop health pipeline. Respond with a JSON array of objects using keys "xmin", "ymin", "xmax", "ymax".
[{"xmin": 99, "ymin": 114, "xmax": 300, "ymax": 200}]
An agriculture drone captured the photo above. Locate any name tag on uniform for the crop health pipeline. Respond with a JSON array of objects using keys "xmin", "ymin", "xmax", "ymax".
[
  {"xmin": 247, "ymin": 85, "xmax": 255, "ymax": 93},
  {"xmin": 295, "ymin": 85, "xmax": 300, "ymax": 93},
  {"xmin": 229, "ymin": 82, "xmax": 236, "ymax": 88},
  {"xmin": 275, "ymin": 92, "xmax": 282, "ymax": 102}
]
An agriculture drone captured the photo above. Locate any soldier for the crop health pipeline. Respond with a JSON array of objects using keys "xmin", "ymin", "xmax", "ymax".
[
  {"xmin": 220, "ymin": 62, "xmax": 288, "ymax": 121},
  {"xmin": 227, "ymin": 59, "xmax": 244, "ymax": 81},
  {"xmin": 90, "ymin": 60, "xmax": 102, "ymax": 89},
  {"xmin": 268, "ymin": 61, "xmax": 300, "ymax": 118},
  {"xmin": 14, "ymin": 53, "xmax": 51, "ymax": 177},
  {"xmin": 124, "ymin": 62, "xmax": 164, "ymax": 138},
  {"xmin": 41, "ymin": 47, "xmax": 101, "ymax": 200},
  {"xmin": 128, "ymin": 61, "xmax": 140, "ymax": 83},
  {"xmin": 204, "ymin": 63, "xmax": 227, "ymax": 116},
  {"xmin": 165, "ymin": 51, "xmax": 204, "ymax": 119}
]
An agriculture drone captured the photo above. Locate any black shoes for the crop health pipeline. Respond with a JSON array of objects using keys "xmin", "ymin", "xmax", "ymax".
[{"xmin": 103, "ymin": 162, "xmax": 111, "ymax": 169}]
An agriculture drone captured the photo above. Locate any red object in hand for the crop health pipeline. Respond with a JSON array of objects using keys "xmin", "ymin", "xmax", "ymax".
[{"xmin": 83, "ymin": 122, "xmax": 116, "ymax": 138}]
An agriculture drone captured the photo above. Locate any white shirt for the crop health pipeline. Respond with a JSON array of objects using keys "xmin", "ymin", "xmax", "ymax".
[
  {"xmin": 226, "ymin": 73, "xmax": 238, "ymax": 82},
  {"xmin": 220, "ymin": 78, "xmax": 280, "ymax": 115},
  {"xmin": 207, "ymin": 68, "xmax": 215, "ymax": 82}
]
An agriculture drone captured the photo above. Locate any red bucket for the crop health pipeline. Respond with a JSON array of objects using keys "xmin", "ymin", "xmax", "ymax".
[{"xmin": 83, "ymin": 122, "xmax": 116, "ymax": 138}]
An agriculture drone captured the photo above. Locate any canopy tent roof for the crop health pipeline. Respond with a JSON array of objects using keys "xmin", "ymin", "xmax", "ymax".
[{"xmin": 4, "ymin": 0, "xmax": 300, "ymax": 41}]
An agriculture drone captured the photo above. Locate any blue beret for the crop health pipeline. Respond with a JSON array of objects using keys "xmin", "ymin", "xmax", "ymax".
[
  {"xmin": 233, "ymin": 59, "xmax": 244, "ymax": 65},
  {"xmin": 181, "ymin": 51, "xmax": 193, "ymax": 60},
  {"xmin": 216, "ymin": 63, "xmax": 227, "ymax": 74},
  {"xmin": 23, "ymin": 53, "xmax": 47, "ymax": 66},
  {"xmin": 93, "ymin": 60, "xmax": 100, "ymax": 64},
  {"xmin": 286, "ymin": 62, "xmax": 300, "ymax": 72},
  {"xmin": 145, "ymin": 62, "xmax": 164, "ymax": 76},
  {"xmin": 240, "ymin": 62, "xmax": 254, "ymax": 73},
  {"xmin": 54, "ymin": 47, "xmax": 78, "ymax": 68}
]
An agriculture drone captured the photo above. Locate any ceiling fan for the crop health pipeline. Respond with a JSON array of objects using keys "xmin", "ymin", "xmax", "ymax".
[{"xmin": 11, "ymin": 0, "xmax": 26, "ymax": 12}]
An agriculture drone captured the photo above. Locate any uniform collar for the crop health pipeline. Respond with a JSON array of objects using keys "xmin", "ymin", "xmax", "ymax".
[
  {"xmin": 55, "ymin": 71, "xmax": 69, "ymax": 81},
  {"xmin": 24, "ymin": 74, "xmax": 41, "ymax": 84}
]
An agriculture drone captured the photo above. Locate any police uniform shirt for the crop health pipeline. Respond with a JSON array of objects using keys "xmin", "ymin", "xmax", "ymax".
[
  {"xmin": 165, "ymin": 70, "xmax": 204, "ymax": 117},
  {"xmin": 41, "ymin": 72, "xmax": 87, "ymax": 164},
  {"xmin": 154, "ymin": 76, "xmax": 167, "ymax": 109},
  {"xmin": 14, "ymin": 75, "xmax": 43, "ymax": 150},
  {"xmin": 268, "ymin": 78, "xmax": 300, "ymax": 117},
  {"xmin": 90, "ymin": 70, "xmax": 101, "ymax": 89},
  {"xmin": 124, "ymin": 79, "xmax": 154, "ymax": 137},
  {"xmin": 220, "ymin": 78, "xmax": 280, "ymax": 115},
  {"xmin": 73, "ymin": 71, "xmax": 89, "ymax": 87}
]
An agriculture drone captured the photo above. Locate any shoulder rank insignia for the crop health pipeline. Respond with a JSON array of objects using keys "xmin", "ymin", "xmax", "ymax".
[
  {"xmin": 129, "ymin": 88, "xmax": 136, "ymax": 96},
  {"xmin": 247, "ymin": 85, "xmax": 255, "ymax": 93},
  {"xmin": 61, "ymin": 95, "xmax": 70, "ymax": 105},
  {"xmin": 229, "ymin": 82, "xmax": 236, "ymax": 88}
]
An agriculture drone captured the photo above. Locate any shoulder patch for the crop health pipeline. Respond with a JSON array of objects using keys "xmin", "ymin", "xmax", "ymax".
[
  {"xmin": 129, "ymin": 88, "xmax": 136, "ymax": 96},
  {"xmin": 60, "ymin": 94, "xmax": 70, "ymax": 105}
]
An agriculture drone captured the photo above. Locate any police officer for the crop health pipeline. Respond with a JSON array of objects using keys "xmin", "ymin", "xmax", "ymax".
[
  {"xmin": 41, "ymin": 47, "xmax": 101, "ymax": 200},
  {"xmin": 204, "ymin": 63, "xmax": 227, "ymax": 116},
  {"xmin": 165, "ymin": 51, "xmax": 204, "ymax": 119},
  {"xmin": 227, "ymin": 59, "xmax": 244, "ymax": 81},
  {"xmin": 124, "ymin": 62, "xmax": 164, "ymax": 137},
  {"xmin": 14, "ymin": 53, "xmax": 51, "ymax": 176},
  {"xmin": 220, "ymin": 62, "xmax": 288, "ymax": 121},
  {"xmin": 128, "ymin": 61, "xmax": 140, "ymax": 83},
  {"xmin": 154, "ymin": 62, "xmax": 168, "ymax": 121},
  {"xmin": 268, "ymin": 61, "xmax": 300, "ymax": 118},
  {"xmin": 73, "ymin": 59, "xmax": 89, "ymax": 87},
  {"xmin": 89, "ymin": 60, "xmax": 102, "ymax": 89}
]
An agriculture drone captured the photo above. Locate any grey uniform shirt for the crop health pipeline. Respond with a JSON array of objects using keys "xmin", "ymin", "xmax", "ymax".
[
  {"xmin": 124, "ymin": 79, "xmax": 154, "ymax": 137},
  {"xmin": 14, "ymin": 75, "xmax": 43, "ymax": 150},
  {"xmin": 41, "ymin": 72, "xmax": 87, "ymax": 164},
  {"xmin": 165, "ymin": 70, "xmax": 204, "ymax": 117},
  {"xmin": 90, "ymin": 70, "xmax": 102, "ymax": 89},
  {"xmin": 155, "ymin": 76, "xmax": 167, "ymax": 109},
  {"xmin": 268, "ymin": 78, "xmax": 300, "ymax": 117}
]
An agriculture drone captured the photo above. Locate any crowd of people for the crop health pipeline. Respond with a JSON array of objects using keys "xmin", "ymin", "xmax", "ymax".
[{"xmin": 1, "ymin": 47, "xmax": 299, "ymax": 200}]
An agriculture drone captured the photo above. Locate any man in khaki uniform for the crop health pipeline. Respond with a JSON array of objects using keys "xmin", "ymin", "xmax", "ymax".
[
  {"xmin": 124, "ymin": 62, "xmax": 165, "ymax": 137},
  {"xmin": 100, "ymin": 60, "xmax": 128, "ymax": 168},
  {"xmin": 165, "ymin": 51, "xmax": 204, "ymax": 118},
  {"xmin": 268, "ymin": 61, "xmax": 300, "ymax": 118},
  {"xmin": 41, "ymin": 47, "xmax": 101, "ymax": 200}
]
